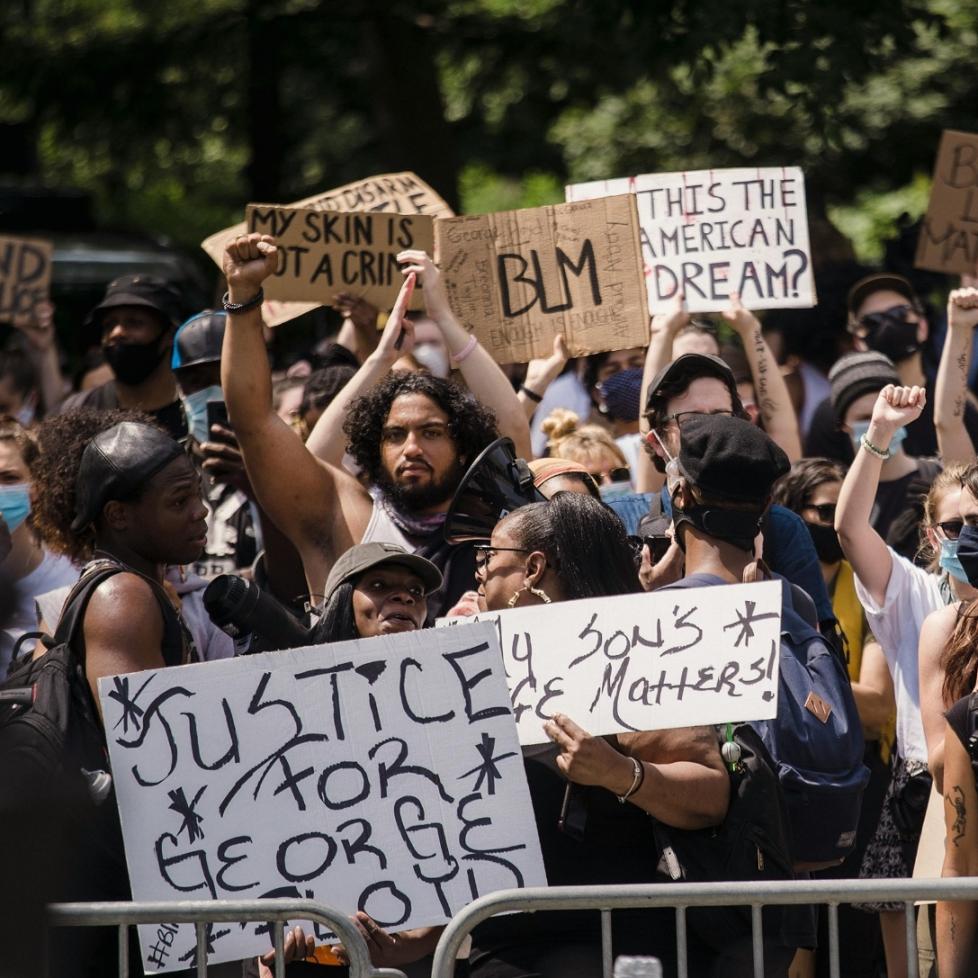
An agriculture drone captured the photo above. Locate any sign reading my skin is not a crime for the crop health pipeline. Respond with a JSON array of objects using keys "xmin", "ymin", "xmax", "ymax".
[
  {"xmin": 438, "ymin": 580, "xmax": 782, "ymax": 745},
  {"xmin": 201, "ymin": 172, "xmax": 454, "ymax": 326},
  {"xmin": 567, "ymin": 167, "xmax": 815, "ymax": 314},
  {"xmin": 99, "ymin": 622, "xmax": 545, "ymax": 973}
]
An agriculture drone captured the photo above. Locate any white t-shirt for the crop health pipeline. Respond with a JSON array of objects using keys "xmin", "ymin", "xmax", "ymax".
[
  {"xmin": 853, "ymin": 549, "xmax": 946, "ymax": 765},
  {"xmin": 1, "ymin": 549, "xmax": 79, "ymax": 677}
]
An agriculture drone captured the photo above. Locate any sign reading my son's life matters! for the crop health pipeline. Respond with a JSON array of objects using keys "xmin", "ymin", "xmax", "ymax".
[
  {"xmin": 567, "ymin": 168, "xmax": 815, "ymax": 314},
  {"xmin": 438, "ymin": 580, "xmax": 782, "ymax": 744},
  {"xmin": 99, "ymin": 622, "xmax": 545, "ymax": 973}
]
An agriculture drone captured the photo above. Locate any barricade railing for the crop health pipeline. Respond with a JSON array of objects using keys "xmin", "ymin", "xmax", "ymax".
[
  {"xmin": 46, "ymin": 898, "xmax": 406, "ymax": 978},
  {"xmin": 429, "ymin": 877, "xmax": 978, "ymax": 978}
]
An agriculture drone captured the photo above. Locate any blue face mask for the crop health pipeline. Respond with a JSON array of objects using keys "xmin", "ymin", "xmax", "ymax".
[
  {"xmin": 940, "ymin": 538, "xmax": 970, "ymax": 584},
  {"xmin": 0, "ymin": 482, "xmax": 31, "ymax": 533},
  {"xmin": 849, "ymin": 419, "xmax": 907, "ymax": 455},
  {"xmin": 182, "ymin": 385, "xmax": 223, "ymax": 445}
]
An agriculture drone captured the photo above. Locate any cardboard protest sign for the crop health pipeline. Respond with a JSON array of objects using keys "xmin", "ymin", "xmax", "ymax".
[
  {"xmin": 0, "ymin": 234, "xmax": 53, "ymax": 324},
  {"xmin": 245, "ymin": 204, "xmax": 435, "ymax": 310},
  {"xmin": 915, "ymin": 130, "xmax": 978, "ymax": 275},
  {"xmin": 201, "ymin": 172, "xmax": 454, "ymax": 326},
  {"xmin": 438, "ymin": 581, "xmax": 781, "ymax": 743},
  {"xmin": 567, "ymin": 168, "xmax": 815, "ymax": 314},
  {"xmin": 99, "ymin": 623, "xmax": 544, "ymax": 973},
  {"xmin": 435, "ymin": 195, "xmax": 649, "ymax": 363}
]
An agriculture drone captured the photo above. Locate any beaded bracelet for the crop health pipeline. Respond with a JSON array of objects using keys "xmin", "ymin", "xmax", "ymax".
[
  {"xmin": 451, "ymin": 334, "xmax": 478, "ymax": 365},
  {"xmin": 859, "ymin": 433, "xmax": 891, "ymax": 460},
  {"xmin": 520, "ymin": 384, "xmax": 544, "ymax": 404},
  {"xmin": 617, "ymin": 756, "xmax": 645, "ymax": 804},
  {"xmin": 222, "ymin": 288, "xmax": 264, "ymax": 315}
]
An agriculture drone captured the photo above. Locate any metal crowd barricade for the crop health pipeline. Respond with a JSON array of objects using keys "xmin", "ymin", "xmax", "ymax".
[
  {"xmin": 46, "ymin": 898, "xmax": 407, "ymax": 978},
  {"xmin": 429, "ymin": 877, "xmax": 978, "ymax": 978}
]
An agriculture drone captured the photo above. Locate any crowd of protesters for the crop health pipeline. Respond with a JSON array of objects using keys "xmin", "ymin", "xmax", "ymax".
[{"xmin": 3, "ymin": 216, "xmax": 978, "ymax": 978}]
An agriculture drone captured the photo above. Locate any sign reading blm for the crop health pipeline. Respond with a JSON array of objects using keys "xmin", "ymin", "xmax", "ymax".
[
  {"xmin": 435, "ymin": 195, "xmax": 649, "ymax": 363},
  {"xmin": 246, "ymin": 204, "xmax": 435, "ymax": 310},
  {"xmin": 0, "ymin": 234, "xmax": 53, "ymax": 324},
  {"xmin": 99, "ymin": 622, "xmax": 545, "ymax": 973},
  {"xmin": 915, "ymin": 130, "xmax": 978, "ymax": 275},
  {"xmin": 567, "ymin": 168, "xmax": 815, "ymax": 314}
]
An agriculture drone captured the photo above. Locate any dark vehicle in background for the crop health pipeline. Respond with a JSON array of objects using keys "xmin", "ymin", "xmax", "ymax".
[{"xmin": 0, "ymin": 187, "xmax": 216, "ymax": 371}]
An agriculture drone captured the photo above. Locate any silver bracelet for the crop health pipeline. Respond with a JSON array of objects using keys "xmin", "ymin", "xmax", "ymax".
[
  {"xmin": 859, "ymin": 433, "xmax": 891, "ymax": 460},
  {"xmin": 616, "ymin": 756, "xmax": 645, "ymax": 804}
]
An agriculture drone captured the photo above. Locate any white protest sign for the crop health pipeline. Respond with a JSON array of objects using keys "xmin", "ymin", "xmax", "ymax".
[
  {"xmin": 567, "ymin": 168, "xmax": 815, "ymax": 313},
  {"xmin": 438, "ymin": 581, "xmax": 781, "ymax": 744},
  {"xmin": 98, "ymin": 623, "xmax": 545, "ymax": 973}
]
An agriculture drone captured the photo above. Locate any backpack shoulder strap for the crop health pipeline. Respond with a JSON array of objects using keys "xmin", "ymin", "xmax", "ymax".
[{"xmin": 53, "ymin": 562, "xmax": 127, "ymax": 649}]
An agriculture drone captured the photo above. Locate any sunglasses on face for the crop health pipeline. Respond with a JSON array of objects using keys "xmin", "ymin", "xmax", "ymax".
[
  {"xmin": 852, "ymin": 304, "xmax": 914, "ymax": 337},
  {"xmin": 936, "ymin": 520, "xmax": 964, "ymax": 540},
  {"xmin": 594, "ymin": 466, "xmax": 631, "ymax": 485},
  {"xmin": 803, "ymin": 503, "xmax": 837, "ymax": 524}
]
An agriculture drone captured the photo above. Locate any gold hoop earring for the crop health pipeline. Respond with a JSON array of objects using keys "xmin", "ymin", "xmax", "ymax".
[{"xmin": 507, "ymin": 584, "xmax": 552, "ymax": 608}]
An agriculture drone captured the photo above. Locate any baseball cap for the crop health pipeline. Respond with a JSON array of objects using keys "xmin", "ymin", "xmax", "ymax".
[
  {"xmin": 828, "ymin": 351, "xmax": 899, "ymax": 422},
  {"xmin": 846, "ymin": 273, "xmax": 917, "ymax": 329},
  {"xmin": 85, "ymin": 274, "xmax": 185, "ymax": 331},
  {"xmin": 676, "ymin": 413, "xmax": 790, "ymax": 505},
  {"xmin": 323, "ymin": 542, "xmax": 442, "ymax": 603},
  {"xmin": 644, "ymin": 353, "xmax": 742, "ymax": 422},
  {"xmin": 172, "ymin": 310, "xmax": 227, "ymax": 370},
  {"xmin": 71, "ymin": 421, "xmax": 186, "ymax": 532}
]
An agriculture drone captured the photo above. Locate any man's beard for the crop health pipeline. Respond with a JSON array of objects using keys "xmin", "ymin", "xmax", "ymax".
[{"xmin": 376, "ymin": 458, "xmax": 465, "ymax": 512}]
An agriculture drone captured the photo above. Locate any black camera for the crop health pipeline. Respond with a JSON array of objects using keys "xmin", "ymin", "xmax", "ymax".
[{"xmin": 203, "ymin": 575, "xmax": 314, "ymax": 654}]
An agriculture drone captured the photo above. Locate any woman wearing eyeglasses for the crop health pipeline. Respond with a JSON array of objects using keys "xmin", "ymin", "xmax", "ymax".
[
  {"xmin": 836, "ymin": 384, "xmax": 978, "ymax": 978},
  {"xmin": 468, "ymin": 491, "xmax": 732, "ymax": 978}
]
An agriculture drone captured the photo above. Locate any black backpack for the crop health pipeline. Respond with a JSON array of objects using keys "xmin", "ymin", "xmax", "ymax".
[{"xmin": 0, "ymin": 561, "xmax": 187, "ymax": 798}]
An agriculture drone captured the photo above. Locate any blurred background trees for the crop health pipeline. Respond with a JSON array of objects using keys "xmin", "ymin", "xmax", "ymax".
[{"xmin": 1, "ymin": 0, "xmax": 976, "ymax": 262}]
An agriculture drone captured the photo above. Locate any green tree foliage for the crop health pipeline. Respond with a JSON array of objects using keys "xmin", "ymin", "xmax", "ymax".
[{"xmin": 1, "ymin": 0, "xmax": 975, "ymax": 260}]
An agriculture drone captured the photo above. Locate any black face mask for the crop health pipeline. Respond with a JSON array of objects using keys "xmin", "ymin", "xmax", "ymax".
[
  {"xmin": 103, "ymin": 339, "xmax": 167, "ymax": 386},
  {"xmin": 672, "ymin": 495, "xmax": 763, "ymax": 554},
  {"xmin": 804, "ymin": 519, "xmax": 844, "ymax": 565},
  {"xmin": 954, "ymin": 524, "xmax": 978, "ymax": 587},
  {"xmin": 861, "ymin": 306, "xmax": 920, "ymax": 363}
]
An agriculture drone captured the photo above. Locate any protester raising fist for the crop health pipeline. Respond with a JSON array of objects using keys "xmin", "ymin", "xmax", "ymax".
[
  {"xmin": 223, "ymin": 232, "xmax": 278, "ymax": 298},
  {"xmin": 867, "ymin": 383, "xmax": 927, "ymax": 450}
]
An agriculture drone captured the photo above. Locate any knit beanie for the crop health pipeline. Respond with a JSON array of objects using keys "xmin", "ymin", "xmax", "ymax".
[{"xmin": 828, "ymin": 351, "xmax": 899, "ymax": 422}]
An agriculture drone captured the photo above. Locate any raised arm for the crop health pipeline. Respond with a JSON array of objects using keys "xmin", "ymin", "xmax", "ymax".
[
  {"xmin": 221, "ymin": 233, "xmax": 370, "ymax": 582},
  {"xmin": 723, "ymin": 292, "xmax": 802, "ymax": 461},
  {"xmin": 518, "ymin": 335, "xmax": 569, "ymax": 423},
  {"xmin": 636, "ymin": 295, "xmax": 689, "ymax": 492},
  {"xmin": 333, "ymin": 293, "xmax": 380, "ymax": 364},
  {"xmin": 935, "ymin": 287, "xmax": 978, "ymax": 465},
  {"xmin": 398, "ymin": 250, "xmax": 531, "ymax": 458},
  {"xmin": 919, "ymin": 603, "xmax": 960, "ymax": 792},
  {"xmin": 305, "ymin": 274, "xmax": 418, "ymax": 467},
  {"xmin": 938, "ymin": 720, "xmax": 978, "ymax": 978},
  {"xmin": 836, "ymin": 385, "xmax": 925, "ymax": 606},
  {"xmin": 14, "ymin": 300, "xmax": 68, "ymax": 415}
]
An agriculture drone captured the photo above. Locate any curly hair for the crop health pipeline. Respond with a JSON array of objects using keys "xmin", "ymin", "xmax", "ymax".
[
  {"xmin": 771, "ymin": 457, "xmax": 847, "ymax": 515},
  {"xmin": 27, "ymin": 407, "xmax": 156, "ymax": 563},
  {"xmin": 342, "ymin": 370, "xmax": 498, "ymax": 485}
]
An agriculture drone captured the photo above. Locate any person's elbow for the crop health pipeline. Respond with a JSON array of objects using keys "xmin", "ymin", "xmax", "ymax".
[{"xmin": 683, "ymin": 767, "xmax": 731, "ymax": 829}]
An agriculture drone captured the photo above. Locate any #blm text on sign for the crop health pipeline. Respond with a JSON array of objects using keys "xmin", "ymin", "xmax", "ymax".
[
  {"xmin": 567, "ymin": 168, "xmax": 815, "ymax": 314},
  {"xmin": 201, "ymin": 172, "xmax": 454, "ymax": 327},
  {"xmin": 915, "ymin": 130, "xmax": 978, "ymax": 276},
  {"xmin": 245, "ymin": 205, "xmax": 435, "ymax": 311},
  {"xmin": 98, "ymin": 622, "xmax": 545, "ymax": 973},
  {"xmin": 435, "ymin": 194, "xmax": 649, "ymax": 364},
  {"xmin": 0, "ymin": 234, "xmax": 53, "ymax": 324},
  {"xmin": 437, "ymin": 580, "xmax": 782, "ymax": 744}
]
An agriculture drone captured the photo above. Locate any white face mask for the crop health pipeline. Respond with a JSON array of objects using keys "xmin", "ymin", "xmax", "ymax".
[
  {"xmin": 650, "ymin": 430, "xmax": 682, "ymax": 494},
  {"xmin": 14, "ymin": 395, "xmax": 36, "ymax": 428},
  {"xmin": 413, "ymin": 342, "xmax": 450, "ymax": 379}
]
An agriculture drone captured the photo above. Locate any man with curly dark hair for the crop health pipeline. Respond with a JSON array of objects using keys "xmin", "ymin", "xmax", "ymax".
[{"xmin": 221, "ymin": 235, "xmax": 529, "ymax": 617}]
